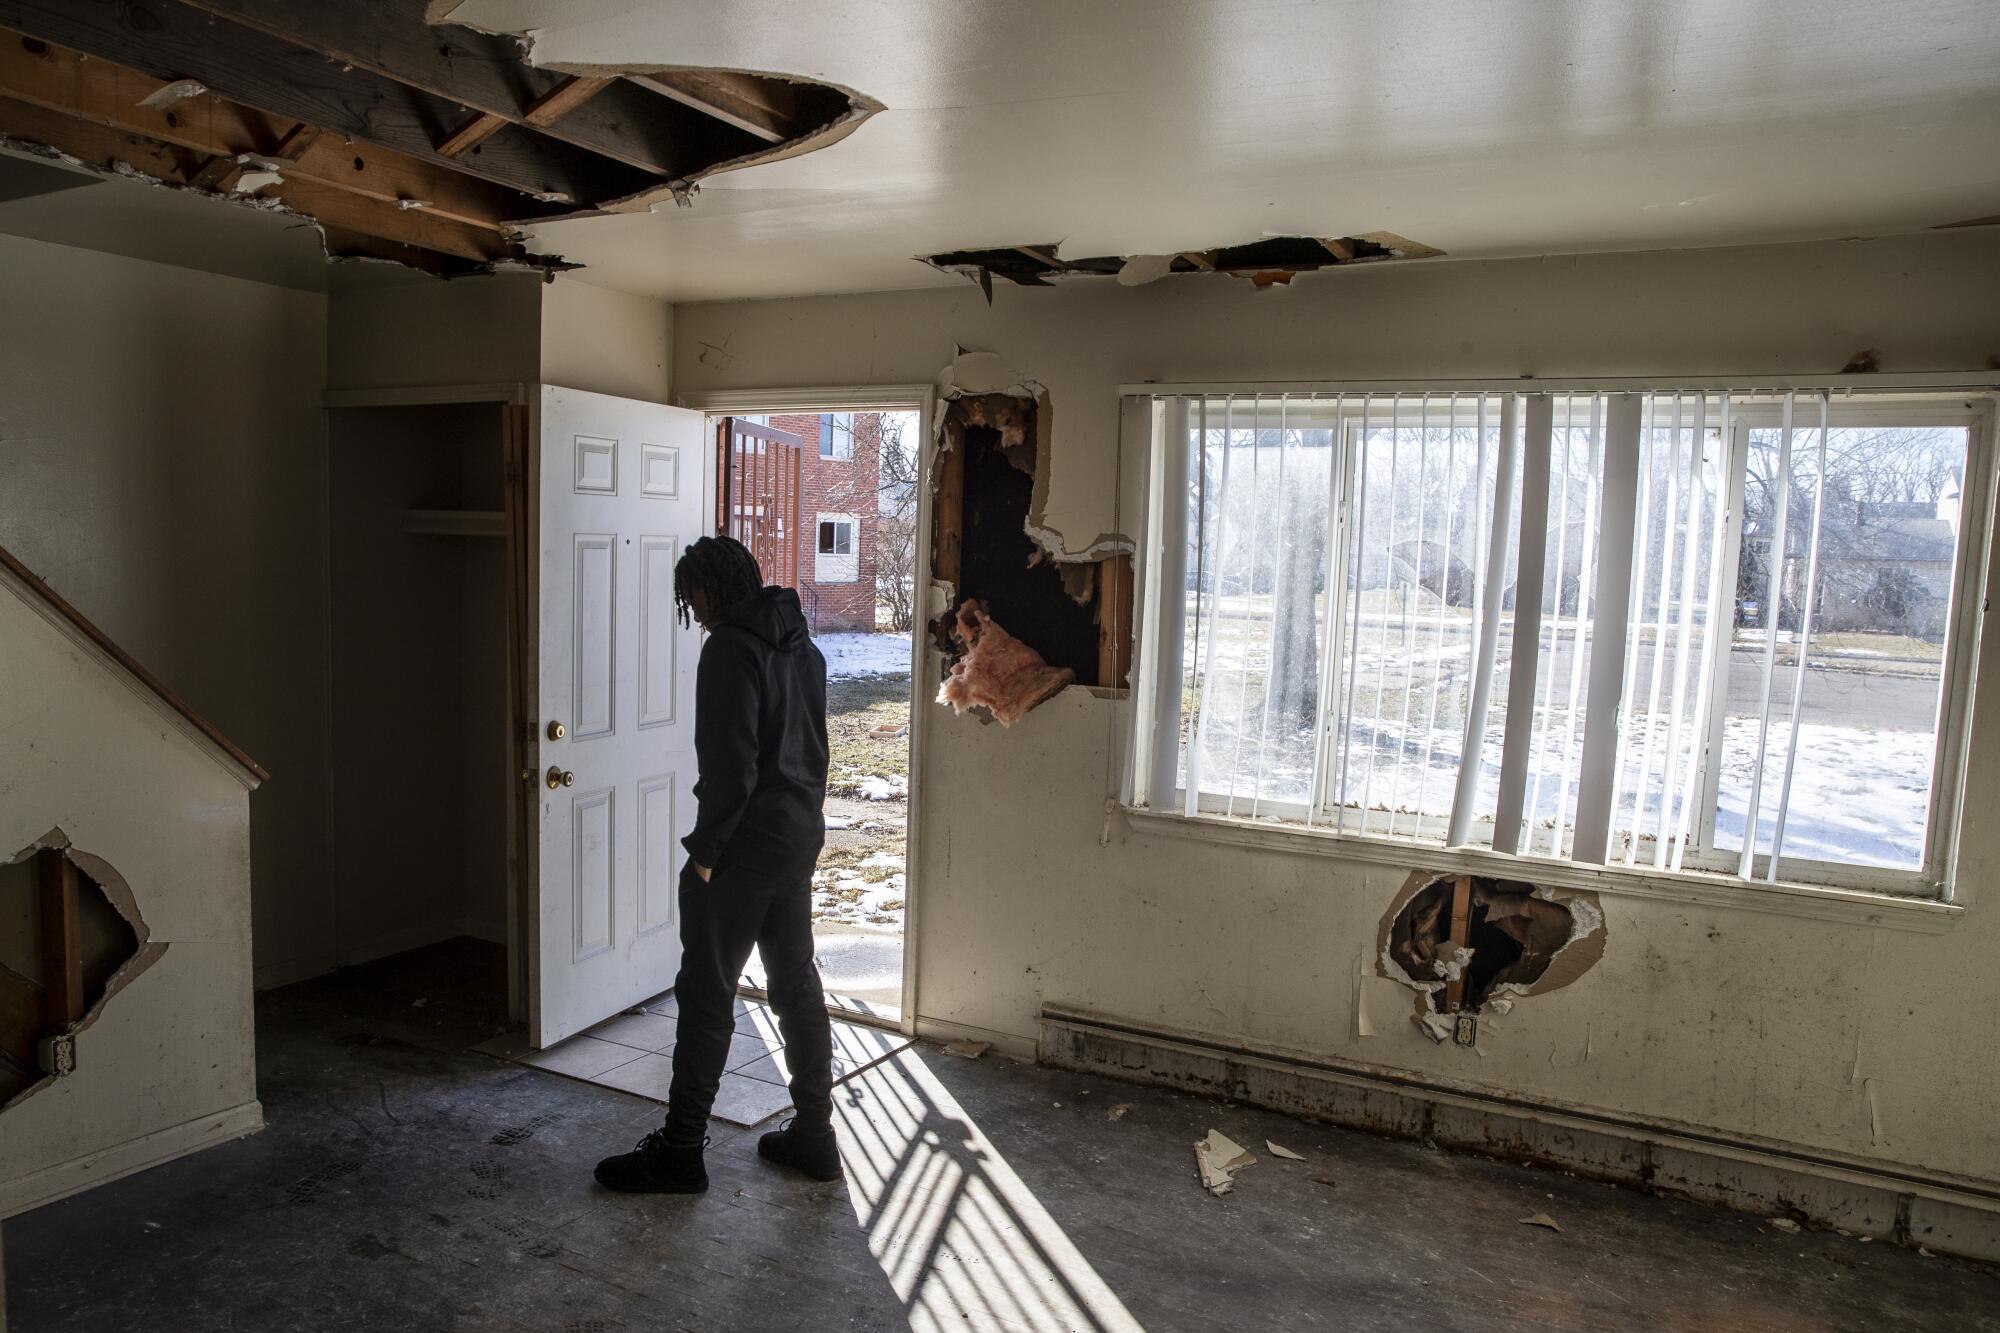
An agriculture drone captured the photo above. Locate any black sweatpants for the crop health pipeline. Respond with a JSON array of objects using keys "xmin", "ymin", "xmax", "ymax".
[{"xmin": 663, "ymin": 858, "xmax": 833, "ymax": 1143}]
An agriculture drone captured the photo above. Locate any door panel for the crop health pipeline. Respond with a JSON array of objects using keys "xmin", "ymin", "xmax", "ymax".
[{"xmin": 534, "ymin": 385, "xmax": 705, "ymax": 1046}]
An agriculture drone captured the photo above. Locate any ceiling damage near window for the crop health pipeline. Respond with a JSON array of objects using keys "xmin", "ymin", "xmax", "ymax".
[
  {"xmin": 0, "ymin": 0, "xmax": 877, "ymax": 277},
  {"xmin": 924, "ymin": 233, "xmax": 1446, "ymax": 301}
]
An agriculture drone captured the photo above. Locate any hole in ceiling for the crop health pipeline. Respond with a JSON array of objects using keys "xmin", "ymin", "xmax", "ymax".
[{"xmin": 921, "ymin": 233, "xmax": 1445, "ymax": 299}]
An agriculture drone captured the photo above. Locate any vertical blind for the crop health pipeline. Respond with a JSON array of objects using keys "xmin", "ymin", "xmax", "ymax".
[{"xmin": 1137, "ymin": 388, "xmax": 1977, "ymax": 890}]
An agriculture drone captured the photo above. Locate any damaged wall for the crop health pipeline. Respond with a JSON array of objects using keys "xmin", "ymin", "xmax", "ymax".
[
  {"xmin": 673, "ymin": 227, "xmax": 2000, "ymax": 1193},
  {"xmin": 0, "ymin": 541, "xmax": 260, "ymax": 1217},
  {"xmin": 0, "ymin": 232, "xmax": 333, "ymax": 990}
]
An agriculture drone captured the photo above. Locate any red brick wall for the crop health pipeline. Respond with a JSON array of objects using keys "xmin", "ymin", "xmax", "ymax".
[{"xmin": 766, "ymin": 411, "xmax": 881, "ymax": 632}]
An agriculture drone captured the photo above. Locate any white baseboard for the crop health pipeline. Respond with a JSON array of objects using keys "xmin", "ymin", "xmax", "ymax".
[
  {"xmin": 1039, "ymin": 1008, "xmax": 2000, "ymax": 1265},
  {"xmin": 0, "ymin": 1100, "xmax": 265, "ymax": 1220}
]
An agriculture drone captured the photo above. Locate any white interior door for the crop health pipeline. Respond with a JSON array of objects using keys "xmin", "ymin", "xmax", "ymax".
[{"xmin": 533, "ymin": 385, "xmax": 705, "ymax": 1046}]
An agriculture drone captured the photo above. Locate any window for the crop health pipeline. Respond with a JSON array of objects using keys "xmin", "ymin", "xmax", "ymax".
[
  {"xmin": 1132, "ymin": 389, "xmax": 1989, "ymax": 896},
  {"xmin": 820, "ymin": 412, "xmax": 855, "ymax": 460},
  {"xmin": 816, "ymin": 514, "xmax": 858, "ymax": 583}
]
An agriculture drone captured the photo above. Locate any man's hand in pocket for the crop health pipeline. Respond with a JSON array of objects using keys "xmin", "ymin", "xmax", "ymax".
[{"xmin": 692, "ymin": 863, "xmax": 712, "ymax": 883}]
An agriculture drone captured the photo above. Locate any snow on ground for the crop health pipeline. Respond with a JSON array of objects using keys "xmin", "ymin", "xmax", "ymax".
[
  {"xmin": 813, "ymin": 850, "xmax": 906, "ymax": 932},
  {"xmin": 816, "ymin": 631, "xmax": 914, "ymax": 679}
]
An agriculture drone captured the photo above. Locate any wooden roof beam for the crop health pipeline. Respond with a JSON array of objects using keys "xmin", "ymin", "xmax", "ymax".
[
  {"xmin": 175, "ymin": 0, "xmax": 758, "ymax": 177},
  {"xmin": 0, "ymin": 92, "xmax": 520, "ymax": 267},
  {"xmin": 0, "ymin": 0, "xmax": 655, "ymax": 207},
  {"xmin": 0, "ymin": 31, "xmax": 547, "ymax": 231},
  {"xmin": 629, "ymin": 71, "xmax": 792, "ymax": 144}
]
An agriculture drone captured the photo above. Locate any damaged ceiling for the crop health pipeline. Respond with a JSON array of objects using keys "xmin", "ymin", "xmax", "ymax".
[
  {"xmin": 428, "ymin": 0, "xmax": 2000, "ymax": 302},
  {"xmin": 0, "ymin": 0, "xmax": 872, "ymax": 277}
]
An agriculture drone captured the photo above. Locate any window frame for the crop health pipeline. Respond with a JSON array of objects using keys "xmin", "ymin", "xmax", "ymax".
[
  {"xmin": 815, "ymin": 513, "xmax": 859, "ymax": 583},
  {"xmin": 820, "ymin": 412, "xmax": 855, "ymax": 461},
  {"xmin": 1131, "ymin": 386, "xmax": 1995, "ymax": 904}
]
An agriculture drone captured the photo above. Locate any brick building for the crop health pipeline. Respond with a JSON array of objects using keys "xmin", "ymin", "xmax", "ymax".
[{"xmin": 753, "ymin": 411, "xmax": 882, "ymax": 632}]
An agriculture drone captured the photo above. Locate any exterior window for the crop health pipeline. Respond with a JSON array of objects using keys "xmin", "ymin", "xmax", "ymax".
[
  {"xmin": 820, "ymin": 412, "xmax": 854, "ymax": 460},
  {"xmin": 816, "ymin": 515, "xmax": 858, "ymax": 583},
  {"xmin": 1132, "ymin": 389, "xmax": 1989, "ymax": 897}
]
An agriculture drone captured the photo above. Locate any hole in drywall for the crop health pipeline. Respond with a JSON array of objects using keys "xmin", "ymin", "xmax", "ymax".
[
  {"xmin": 1, "ymin": 836, "xmax": 159, "ymax": 1111},
  {"xmin": 1384, "ymin": 873, "xmax": 1601, "ymax": 1015},
  {"xmin": 929, "ymin": 392, "xmax": 1131, "ymax": 725},
  {"xmin": 921, "ymin": 232, "xmax": 1444, "ymax": 298}
]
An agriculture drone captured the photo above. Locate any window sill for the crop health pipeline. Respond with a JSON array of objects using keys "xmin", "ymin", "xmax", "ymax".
[{"xmin": 1122, "ymin": 808, "xmax": 1964, "ymax": 934}]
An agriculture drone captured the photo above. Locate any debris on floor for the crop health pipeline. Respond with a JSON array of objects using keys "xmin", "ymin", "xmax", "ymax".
[
  {"xmin": 1519, "ymin": 1213, "xmax": 1564, "ymax": 1233},
  {"xmin": 944, "ymin": 1040, "xmax": 990, "ymax": 1059},
  {"xmin": 1107, "ymin": 1103, "xmax": 1129, "ymax": 1121},
  {"xmin": 1768, "ymin": 1218, "xmax": 1801, "ymax": 1234},
  {"xmin": 1194, "ymin": 1129, "xmax": 1256, "ymax": 1196},
  {"xmin": 1311, "ymin": 1174, "xmax": 1337, "ymax": 1190},
  {"xmin": 1266, "ymin": 1140, "xmax": 1305, "ymax": 1161}
]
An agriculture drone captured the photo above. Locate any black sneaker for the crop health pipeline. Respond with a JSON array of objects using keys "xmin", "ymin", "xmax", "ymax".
[
  {"xmin": 757, "ymin": 1118, "xmax": 842, "ymax": 1182},
  {"xmin": 594, "ymin": 1129, "xmax": 708, "ymax": 1194}
]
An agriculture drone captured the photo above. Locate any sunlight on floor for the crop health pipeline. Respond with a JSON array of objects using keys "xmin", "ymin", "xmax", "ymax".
[{"xmin": 835, "ymin": 1048, "xmax": 1144, "ymax": 1333}]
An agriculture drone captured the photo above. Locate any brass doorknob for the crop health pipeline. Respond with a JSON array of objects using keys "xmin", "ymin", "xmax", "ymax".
[
  {"xmin": 545, "ymin": 765, "xmax": 575, "ymax": 789},
  {"xmin": 546, "ymin": 720, "xmax": 566, "ymax": 740}
]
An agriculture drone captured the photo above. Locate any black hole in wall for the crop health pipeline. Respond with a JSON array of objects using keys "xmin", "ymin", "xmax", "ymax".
[
  {"xmin": 1, "ymin": 847, "xmax": 143, "ymax": 1110},
  {"xmin": 950, "ymin": 417, "xmax": 1102, "ymax": 683},
  {"xmin": 1388, "ymin": 875, "xmax": 1575, "ymax": 1013}
]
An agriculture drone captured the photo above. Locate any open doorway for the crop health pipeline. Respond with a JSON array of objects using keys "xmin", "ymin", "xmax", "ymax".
[
  {"xmin": 325, "ymin": 401, "xmax": 515, "ymax": 1010},
  {"xmin": 711, "ymin": 406, "xmax": 923, "ymax": 1022}
]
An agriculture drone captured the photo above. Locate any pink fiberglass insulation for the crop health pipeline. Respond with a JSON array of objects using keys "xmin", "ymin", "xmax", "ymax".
[{"xmin": 938, "ymin": 600, "xmax": 1074, "ymax": 726}]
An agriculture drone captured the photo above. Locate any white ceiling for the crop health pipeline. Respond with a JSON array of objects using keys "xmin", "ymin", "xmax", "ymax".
[{"xmin": 446, "ymin": 0, "xmax": 2000, "ymax": 304}]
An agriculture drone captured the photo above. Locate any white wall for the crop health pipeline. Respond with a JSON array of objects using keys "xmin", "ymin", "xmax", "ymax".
[
  {"xmin": 674, "ymin": 230, "xmax": 2000, "ymax": 1187},
  {"xmin": 1, "ymin": 557, "xmax": 261, "ymax": 1216},
  {"xmin": 0, "ymin": 234, "xmax": 332, "ymax": 989},
  {"xmin": 542, "ymin": 277, "xmax": 674, "ymax": 404}
]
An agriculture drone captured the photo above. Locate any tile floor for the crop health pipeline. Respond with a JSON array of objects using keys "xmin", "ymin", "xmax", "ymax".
[{"xmin": 472, "ymin": 989, "xmax": 912, "ymax": 1126}]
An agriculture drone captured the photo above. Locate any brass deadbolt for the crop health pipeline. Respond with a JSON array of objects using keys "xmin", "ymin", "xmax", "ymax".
[
  {"xmin": 545, "ymin": 765, "xmax": 575, "ymax": 789},
  {"xmin": 546, "ymin": 720, "xmax": 566, "ymax": 741}
]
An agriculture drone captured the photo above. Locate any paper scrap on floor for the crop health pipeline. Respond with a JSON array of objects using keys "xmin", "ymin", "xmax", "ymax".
[
  {"xmin": 1266, "ymin": 1140, "xmax": 1305, "ymax": 1161},
  {"xmin": 1519, "ymin": 1212, "xmax": 1563, "ymax": 1232},
  {"xmin": 1194, "ymin": 1129, "xmax": 1255, "ymax": 1196},
  {"xmin": 944, "ymin": 1040, "xmax": 989, "ymax": 1059}
]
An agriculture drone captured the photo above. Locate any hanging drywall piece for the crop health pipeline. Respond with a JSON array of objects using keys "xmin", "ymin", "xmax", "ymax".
[{"xmin": 136, "ymin": 79, "xmax": 207, "ymax": 110}]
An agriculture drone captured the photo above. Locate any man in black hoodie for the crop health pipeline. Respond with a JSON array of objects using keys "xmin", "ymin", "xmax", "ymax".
[{"xmin": 595, "ymin": 536, "xmax": 839, "ymax": 1194}]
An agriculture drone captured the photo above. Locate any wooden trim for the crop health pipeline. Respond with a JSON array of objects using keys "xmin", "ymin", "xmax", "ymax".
[
  {"xmin": 37, "ymin": 850, "xmax": 83, "ymax": 1029},
  {"xmin": 0, "ymin": 543, "xmax": 269, "ymax": 783},
  {"xmin": 1444, "ymin": 874, "xmax": 1472, "ymax": 1011}
]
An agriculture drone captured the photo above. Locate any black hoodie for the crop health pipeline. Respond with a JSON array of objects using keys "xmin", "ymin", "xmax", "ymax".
[{"xmin": 681, "ymin": 586, "xmax": 829, "ymax": 876}]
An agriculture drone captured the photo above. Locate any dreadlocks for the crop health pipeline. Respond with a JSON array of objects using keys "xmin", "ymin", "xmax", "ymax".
[{"xmin": 673, "ymin": 535, "xmax": 764, "ymax": 627}]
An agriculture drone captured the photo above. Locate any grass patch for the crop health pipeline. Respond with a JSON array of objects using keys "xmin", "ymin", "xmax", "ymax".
[{"xmin": 828, "ymin": 673, "xmax": 913, "ymax": 780}]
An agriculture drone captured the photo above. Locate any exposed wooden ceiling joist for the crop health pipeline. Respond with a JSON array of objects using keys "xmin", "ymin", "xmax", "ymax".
[
  {"xmin": 0, "ymin": 93, "xmax": 513, "ymax": 271},
  {"xmin": 629, "ymin": 72, "xmax": 794, "ymax": 145},
  {"xmin": 172, "ymin": 0, "xmax": 763, "ymax": 180},
  {"xmin": 0, "ymin": 0, "xmax": 655, "ymax": 207},
  {"xmin": 0, "ymin": 33, "xmax": 543, "ymax": 233}
]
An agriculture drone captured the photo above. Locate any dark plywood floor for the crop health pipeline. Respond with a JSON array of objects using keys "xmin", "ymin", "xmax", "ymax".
[{"xmin": 5, "ymin": 939, "xmax": 1996, "ymax": 1331}]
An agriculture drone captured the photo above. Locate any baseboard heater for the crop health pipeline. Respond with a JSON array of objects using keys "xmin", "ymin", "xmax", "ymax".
[{"xmin": 1037, "ymin": 1006, "xmax": 2000, "ymax": 1264}]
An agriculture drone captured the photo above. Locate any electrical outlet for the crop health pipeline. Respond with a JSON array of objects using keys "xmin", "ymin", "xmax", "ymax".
[
  {"xmin": 38, "ymin": 1031, "xmax": 76, "ymax": 1078},
  {"xmin": 1452, "ymin": 1014, "xmax": 1477, "ymax": 1047}
]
